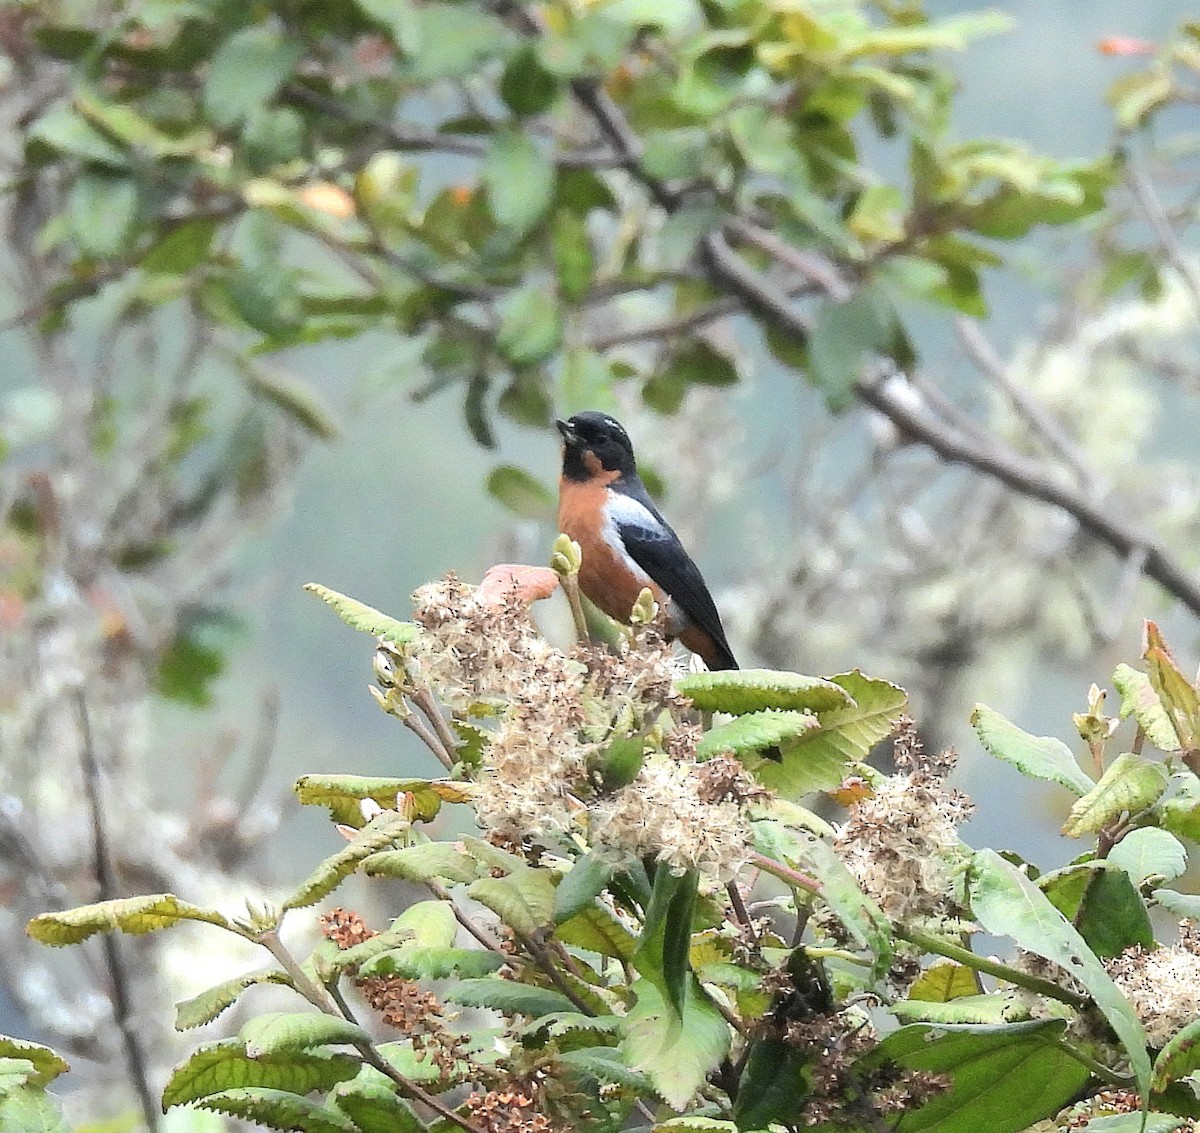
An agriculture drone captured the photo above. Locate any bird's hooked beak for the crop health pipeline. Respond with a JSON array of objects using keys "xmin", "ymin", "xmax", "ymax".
[{"xmin": 555, "ymin": 418, "xmax": 578, "ymax": 445}]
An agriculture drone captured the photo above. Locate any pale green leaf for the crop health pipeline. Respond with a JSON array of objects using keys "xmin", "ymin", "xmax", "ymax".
[
  {"xmin": 175, "ymin": 969, "xmax": 292, "ymax": 1031},
  {"xmin": 331, "ymin": 1066, "xmax": 424, "ymax": 1133},
  {"xmin": 676, "ymin": 669, "xmax": 854, "ymax": 715},
  {"xmin": 362, "ymin": 946, "xmax": 504, "ymax": 980},
  {"xmin": 1107, "ymin": 827, "xmax": 1186, "ymax": 887},
  {"xmin": 204, "ymin": 26, "xmax": 303, "ymax": 128},
  {"xmin": 446, "ymin": 979, "xmax": 576, "ymax": 1018},
  {"xmin": 1062, "ymin": 752, "xmax": 1168, "ymax": 837},
  {"xmin": 239, "ymin": 1012, "xmax": 369, "ymax": 1057},
  {"xmin": 27, "ymin": 893, "xmax": 232, "ymax": 946},
  {"xmin": 1154, "ymin": 1015, "xmax": 1200, "ymax": 1089},
  {"xmin": 697, "ymin": 709, "xmax": 820, "ymax": 759},
  {"xmin": 496, "ymin": 284, "xmax": 562, "ymax": 365},
  {"xmin": 244, "ymin": 364, "xmax": 340, "ymax": 440},
  {"xmin": 469, "ymin": 867, "xmax": 556, "ymax": 936},
  {"xmin": 0, "ymin": 1040, "xmax": 67, "ymax": 1089},
  {"xmin": 487, "ymin": 465, "xmax": 556, "ymax": 522},
  {"xmin": 483, "ymin": 131, "xmax": 554, "ymax": 237},
  {"xmin": 363, "ymin": 842, "xmax": 480, "ymax": 884},
  {"xmin": 295, "ymin": 774, "xmax": 471, "ymax": 828},
  {"xmin": 891, "ymin": 993, "xmax": 1030, "ymax": 1026},
  {"xmin": 971, "ymin": 704, "xmax": 1094, "ymax": 796},
  {"xmin": 908, "ymin": 963, "xmax": 979, "ymax": 1003},
  {"xmin": 1112, "ymin": 663, "xmax": 1179, "ymax": 752},
  {"xmin": 968, "ymin": 849, "xmax": 1151, "ymax": 1102},
  {"xmin": 302, "ymin": 585, "xmax": 419, "ymax": 647}
]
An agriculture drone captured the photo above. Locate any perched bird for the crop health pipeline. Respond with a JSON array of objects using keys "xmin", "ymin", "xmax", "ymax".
[{"xmin": 555, "ymin": 411, "xmax": 738, "ymax": 671}]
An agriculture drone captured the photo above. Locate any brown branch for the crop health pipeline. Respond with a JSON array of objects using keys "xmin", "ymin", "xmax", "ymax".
[{"xmin": 73, "ymin": 688, "xmax": 159, "ymax": 1133}]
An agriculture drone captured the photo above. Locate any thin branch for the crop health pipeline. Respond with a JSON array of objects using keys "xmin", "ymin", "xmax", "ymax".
[
  {"xmin": 1125, "ymin": 157, "xmax": 1200, "ymax": 313},
  {"xmin": 725, "ymin": 217, "xmax": 853, "ymax": 302},
  {"xmin": 587, "ymin": 295, "xmax": 743, "ymax": 351},
  {"xmin": 954, "ymin": 316, "xmax": 1098, "ymax": 489},
  {"xmin": 410, "ymin": 686, "xmax": 462, "ymax": 764},
  {"xmin": 73, "ymin": 688, "xmax": 159, "ymax": 1133},
  {"xmin": 402, "ymin": 710, "xmax": 455, "ymax": 772}
]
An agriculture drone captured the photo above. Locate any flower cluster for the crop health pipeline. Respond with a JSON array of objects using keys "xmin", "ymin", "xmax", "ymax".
[
  {"xmin": 465, "ymin": 1082, "xmax": 561, "ymax": 1133},
  {"xmin": 1105, "ymin": 923, "xmax": 1200, "ymax": 1048},
  {"xmin": 408, "ymin": 573, "xmax": 754, "ymax": 882},
  {"xmin": 834, "ymin": 719, "xmax": 973, "ymax": 921}
]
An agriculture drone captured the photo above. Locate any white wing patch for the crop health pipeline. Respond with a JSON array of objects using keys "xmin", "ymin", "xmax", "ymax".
[{"xmin": 600, "ymin": 493, "xmax": 657, "ymax": 583}]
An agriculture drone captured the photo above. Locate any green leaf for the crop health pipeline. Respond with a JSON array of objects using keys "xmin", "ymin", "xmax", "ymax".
[
  {"xmin": 483, "ymin": 131, "xmax": 555, "ymax": 237},
  {"xmin": 302, "ymin": 585, "xmax": 419, "ymax": 646},
  {"xmin": 469, "ymin": 867, "xmax": 557, "ymax": 937},
  {"xmin": 487, "ymin": 465, "xmax": 556, "ymax": 522},
  {"xmin": 27, "ymin": 893, "xmax": 232, "ymax": 946},
  {"xmin": 552, "ymin": 208, "xmax": 594, "ymax": 303},
  {"xmin": 331, "ymin": 1067, "xmax": 424, "ymax": 1133},
  {"xmin": 446, "ymin": 979, "xmax": 577, "ymax": 1018},
  {"xmin": 891, "ymin": 993, "xmax": 1029, "ymax": 1026},
  {"xmin": 496, "ymin": 285, "xmax": 562, "ymax": 365},
  {"xmin": 697, "ymin": 709, "xmax": 821, "ymax": 760},
  {"xmin": 1039, "ymin": 863, "xmax": 1153, "ymax": 958},
  {"xmin": 970, "ymin": 704, "xmax": 1094, "ymax": 796},
  {"xmin": 240, "ymin": 1013, "xmax": 369, "ymax": 1058},
  {"xmin": 808, "ymin": 287, "xmax": 894, "ymax": 410},
  {"xmin": 554, "ymin": 852, "xmax": 614, "ymax": 924},
  {"xmin": 908, "ymin": 963, "xmax": 979, "ymax": 1003},
  {"xmin": 142, "ymin": 219, "xmax": 219, "ymax": 275},
  {"xmin": 0, "ymin": 1085, "xmax": 71, "ymax": 1133},
  {"xmin": 520, "ymin": 1011, "xmax": 621, "ymax": 1048},
  {"xmin": 557, "ymin": 904, "xmax": 639, "ymax": 960},
  {"xmin": 1153, "ymin": 887, "xmax": 1200, "ymax": 919},
  {"xmin": 244, "ymin": 364, "xmax": 340, "ymax": 440},
  {"xmin": 403, "ymin": 3, "xmax": 516, "ymax": 80},
  {"xmin": 1108, "ymin": 827, "xmax": 1187, "ymax": 887},
  {"xmin": 69, "ymin": 172, "xmax": 138, "ymax": 258},
  {"xmin": 284, "ymin": 810, "xmax": 410, "ymax": 909},
  {"xmin": 175, "ymin": 970, "xmax": 292, "ymax": 1031},
  {"xmin": 295, "ymin": 774, "xmax": 471, "ymax": 828},
  {"xmin": 163, "ymin": 1039, "xmax": 360, "ymax": 1107},
  {"xmin": 362, "ymin": 946, "xmax": 504, "ymax": 980},
  {"xmin": 733, "ymin": 1037, "xmax": 809, "ymax": 1127},
  {"xmin": 1112, "ymin": 663, "xmax": 1180, "ymax": 752},
  {"xmin": 500, "ymin": 44, "xmax": 561, "ymax": 116},
  {"xmin": 1077, "ymin": 1116, "xmax": 1189, "ymax": 1133},
  {"xmin": 1145, "ymin": 621, "xmax": 1200, "ymax": 756},
  {"xmin": 634, "ymin": 868, "xmax": 698, "ymax": 1016},
  {"xmin": 1154, "ymin": 1016, "xmax": 1200, "ymax": 1090},
  {"xmin": 622, "ymin": 975, "xmax": 730, "ymax": 1110},
  {"xmin": 557, "ymin": 1046, "xmax": 652, "ymax": 1092},
  {"xmin": 204, "ymin": 25, "xmax": 303, "ymax": 128},
  {"xmin": 0, "ymin": 1039, "xmax": 68, "ymax": 1088},
  {"xmin": 677, "ymin": 669, "xmax": 854, "ymax": 714},
  {"xmin": 968, "ymin": 849, "xmax": 1151, "ymax": 1103},
  {"xmin": 27, "ymin": 103, "xmax": 127, "ymax": 167},
  {"xmin": 196, "ymin": 1088, "xmax": 359, "ymax": 1133},
  {"xmin": 1061, "ymin": 752, "xmax": 1168, "ymax": 837},
  {"xmin": 873, "ymin": 1020, "xmax": 1091, "ymax": 1133},
  {"xmin": 752, "ymin": 670, "xmax": 907, "ymax": 798},
  {"xmin": 363, "ymin": 842, "xmax": 480, "ymax": 884}
]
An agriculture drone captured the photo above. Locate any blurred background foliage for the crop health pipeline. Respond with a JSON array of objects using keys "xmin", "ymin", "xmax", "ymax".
[{"xmin": 2, "ymin": 0, "xmax": 1200, "ymax": 1120}]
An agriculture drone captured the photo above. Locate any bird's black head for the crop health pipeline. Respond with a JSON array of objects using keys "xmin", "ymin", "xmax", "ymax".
[{"xmin": 556, "ymin": 412, "xmax": 637, "ymax": 482}]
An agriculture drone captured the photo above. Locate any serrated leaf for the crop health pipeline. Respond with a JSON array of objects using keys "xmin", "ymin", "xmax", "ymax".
[
  {"xmin": 376, "ymin": 1039, "xmax": 470, "ymax": 1087},
  {"xmin": 558, "ymin": 1046, "xmax": 653, "ymax": 1092},
  {"xmin": 1154, "ymin": 1016, "xmax": 1200, "ymax": 1090},
  {"xmin": 240, "ymin": 1012, "xmax": 369, "ymax": 1058},
  {"xmin": 284, "ymin": 811, "xmax": 410, "ymax": 909},
  {"xmin": 163, "ymin": 1040, "xmax": 360, "ymax": 1107},
  {"xmin": 1112, "ymin": 663, "xmax": 1179, "ymax": 752},
  {"xmin": 697, "ymin": 709, "xmax": 820, "ymax": 759},
  {"xmin": 656, "ymin": 1118, "xmax": 736, "ymax": 1133},
  {"xmin": 1108, "ymin": 827, "xmax": 1186, "ymax": 887},
  {"xmin": 0, "ymin": 1039, "xmax": 68, "ymax": 1088},
  {"xmin": 447, "ymin": 979, "xmax": 576, "ymax": 1018},
  {"xmin": 483, "ymin": 131, "xmax": 554, "ymax": 237},
  {"xmin": 0, "ymin": 1083, "xmax": 71, "ymax": 1133},
  {"xmin": 487, "ymin": 465, "xmax": 556, "ymax": 522},
  {"xmin": 1144, "ymin": 620, "xmax": 1200, "ymax": 756},
  {"xmin": 1062, "ymin": 752, "xmax": 1168, "ymax": 837},
  {"xmin": 908, "ymin": 963, "xmax": 979, "ymax": 1003},
  {"xmin": 1152, "ymin": 888, "xmax": 1200, "ymax": 919},
  {"xmin": 363, "ymin": 842, "xmax": 480, "ymax": 884},
  {"xmin": 968, "ymin": 849, "xmax": 1151, "ymax": 1104},
  {"xmin": 676, "ymin": 669, "xmax": 854, "ymax": 714},
  {"xmin": 622, "ymin": 976, "xmax": 729, "ymax": 1110},
  {"xmin": 1039, "ymin": 863, "xmax": 1153, "ymax": 959},
  {"xmin": 362, "ymin": 946, "xmax": 504, "ymax": 980},
  {"xmin": 892, "ymin": 993, "xmax": 1030, "ymax": 1026},
  {"xmin": 204, "ymin": 26, "xmax": 303, "ymax": 128},
  {"xmin": 197, "ymin": 1087, "xmax": 358, "ymax": 1133},
  {"xmin": 469, "ymin": 867, "xmax": 556, "ymax": 937},
  {"xmin": 872, "ymin": 1020, "xmax": 1091, "ymax": 1133},
  {"xmin": 331, "ymin": 1066, "xmax": 424, "ymax": 1133},
  {"xmin": 175, "ymin": 969, "xmax": 292, "ymax": 1031},
  {"xmin": 295, "ymin": 774, "xmax": 470, "ymax": 828},
  {"xmin": 27, "ymin": 893, "xmax": 232, "ymax": 946},
  {"xmin": 634, "ymin": 868, "xmax": 698, "ymax": 1016},
  {"xmin": 753, "ymin": 670, "xmax": 907, "ymax": 798},
  {"xmin": 971, "ymin": 704, "xmax": 1095, "ymax": 796},
  {"xmin": 557, "ymin": 904, "xmax": 639, "ymax": 960},
  {"xmin": 303, "ymin": 585, "xmax": 419, "ymax": 646},
  {"xmin": 520, "ymin": 1011, "xmax": 621, "ymax": 1047}
]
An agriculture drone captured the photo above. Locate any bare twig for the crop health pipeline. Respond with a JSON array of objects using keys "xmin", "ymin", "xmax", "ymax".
[
  {"xmin": 73, "ymin": 688, "xmax": 159, "ymax": 1133},
  {"xmin": 402, "ymin": 710, "xmax": 455, "ymax": 772},
  {"xmin": 725, "ymin": 217, "xmax": 853, "ymax": 302},
  {"xmin": 1125, "ymin": 157, "xmax": 1200, "ymax": 313},
  {"xmin": 410, "ymin": 686, "xmax": 461, "ymax": 764}
]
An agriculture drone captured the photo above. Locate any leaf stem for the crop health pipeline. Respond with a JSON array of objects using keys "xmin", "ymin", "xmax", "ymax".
[
  {"xmin": 748, "ymin": 851, "xmax": 822, "ymax": 894},
  {"xmin": 411, "ymin": 685, "xmax": 461, "ymax": 765},
  {"xmin": 560, "ymin": 573, "xmax": 591, "ymax": 644},
  {"xmin": 894, "ymin": 926, "xmax": 1089, "ymax": 1010}
]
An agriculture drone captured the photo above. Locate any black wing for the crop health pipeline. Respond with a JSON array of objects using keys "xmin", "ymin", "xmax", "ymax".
[{"xmin": 612, "ymin": 478, "xmax": 738, "ymax": 670}]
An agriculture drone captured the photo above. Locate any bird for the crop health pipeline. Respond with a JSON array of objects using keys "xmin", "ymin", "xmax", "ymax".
[{"xmin": 555, "ymin": 411, "xmax": 738, "ymax": 671}]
